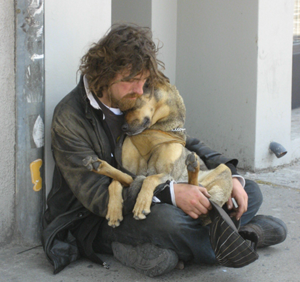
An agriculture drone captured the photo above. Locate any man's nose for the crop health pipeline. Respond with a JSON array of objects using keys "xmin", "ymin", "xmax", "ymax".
[{"xmin": 133, "ymin": 81, "xmax": 144, "ymax": 95}]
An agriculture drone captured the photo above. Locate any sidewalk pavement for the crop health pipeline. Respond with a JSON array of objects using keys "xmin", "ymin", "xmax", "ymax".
[{"xmin": 1, "ymin": 160, "xmax": 299, "ymax": 282}]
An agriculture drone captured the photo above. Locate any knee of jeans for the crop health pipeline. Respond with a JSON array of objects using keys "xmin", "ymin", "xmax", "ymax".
[
  {"xmin": 151, "ymin": 204, "xmax": 186, "ymax": 233},
  {"xmin": 254, "ymin": 182, "xmax": 263, "ymax": 208},
  {"xmin": 246, "ymin": 179, "xmax": 263, "ymax": 208}
]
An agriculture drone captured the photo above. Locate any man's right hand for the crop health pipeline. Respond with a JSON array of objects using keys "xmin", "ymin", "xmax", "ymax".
[{"xmin": 173, "ymin": 183, "xmax": 212, "ymax": 219}]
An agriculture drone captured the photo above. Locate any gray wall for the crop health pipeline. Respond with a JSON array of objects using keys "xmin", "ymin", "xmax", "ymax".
[
  {"xmin": 176, "ymin": 1, "xmax": 258, "ymax": 168},
  {"xmin": 112, "ymin": 0, "xmax": 177, "ymax": 84},
  {"xmin": 151, "ymin": 0, "xmax": 177, "ymax": 84},
  {"xmin": 176, "ymin": 0, "xmax": 294, "ymax": 169},
  {"xmin": 0, "ymin": 0, "xmax": 15, "ymax": 245},
  {"xmin": 112, "ymin": 0, "xmax": 151, "ymax": 27}
]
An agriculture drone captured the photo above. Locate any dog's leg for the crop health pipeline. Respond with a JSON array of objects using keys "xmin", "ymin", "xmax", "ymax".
[
  {"xmin": 133, "ymin": 173, "xmax": 166, "ymax": 220},
  {"xmin": 199, "ymin": 163, "xmax": 232, "ymax": 205},
  {"xmin": 185, "ymin": 152, "xmax": 200, "ymax": 186},
  {"xmin": 199, "ymin": 164, "xmax": 233, "ymax": 225},
  {"xmin": 106, "ymin": 180, "xmax": 124, "ymax": 228},
  {"xmin": 83, "ymin": 156, "xmax": 133, "ymax": 186}
]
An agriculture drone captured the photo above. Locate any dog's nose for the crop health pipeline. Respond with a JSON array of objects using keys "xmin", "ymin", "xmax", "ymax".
[
  {"xmin": 122, "ymin": 123, "xmax": 128, "ymax": 132},
  {"xmin": 142, "ymin": 117, "xmax": 150, "ymax": 128}
]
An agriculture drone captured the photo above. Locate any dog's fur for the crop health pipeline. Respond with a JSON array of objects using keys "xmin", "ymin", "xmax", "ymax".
[{"xmin": 83, "ymin": 84, "xmax": 233, "ymax": 227}]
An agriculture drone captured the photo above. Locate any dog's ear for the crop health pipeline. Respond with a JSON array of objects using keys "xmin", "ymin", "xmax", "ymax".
[{"xmin": 151, "ymin": 104, "xmax": 170, "ymax": 125}]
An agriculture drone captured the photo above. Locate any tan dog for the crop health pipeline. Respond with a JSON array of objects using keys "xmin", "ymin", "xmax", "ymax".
[{"xmin": 83, "ymin": 83, "xmax": 233, "ymax": 227}]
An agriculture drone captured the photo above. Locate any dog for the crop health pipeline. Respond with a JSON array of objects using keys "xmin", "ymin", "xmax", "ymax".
[{"xmin": 83, "ymin": 83, "xmax": 233, "ymax": 227}]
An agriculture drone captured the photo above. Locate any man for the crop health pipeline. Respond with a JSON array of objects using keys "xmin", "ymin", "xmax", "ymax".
[{"xmin": 42, "ymin": 24, "xmax": 287, "ymax": 277}]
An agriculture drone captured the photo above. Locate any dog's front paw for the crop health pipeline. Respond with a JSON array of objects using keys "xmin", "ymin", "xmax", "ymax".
[
  {"xmin": 106, "ymin": 199, "xmax": 123, "ymax": 228},
  {"xmin": 82, "ymin": 155, "xmax": 101, "ymax": 171},
  {"xmin": 185, "ymin": 152, "xmax": 200, "ymax": 172},
  {"xmin": 132, "ymin": 191, "xmax": 152, "ymax": 220}
]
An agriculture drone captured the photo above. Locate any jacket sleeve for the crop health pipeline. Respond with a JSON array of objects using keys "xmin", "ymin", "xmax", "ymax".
[
  {"xmin": 51, "ymin": 102, "xmax": 138, "ymax": 218},
  {"xmin": 185, "ymin": 136, "xmax": 239, "ymax": 175}
]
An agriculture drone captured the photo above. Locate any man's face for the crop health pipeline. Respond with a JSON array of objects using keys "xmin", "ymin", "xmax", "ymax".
[{"xmin": 107, "ymin": 70, "xmax": 150, "ymax": 111}]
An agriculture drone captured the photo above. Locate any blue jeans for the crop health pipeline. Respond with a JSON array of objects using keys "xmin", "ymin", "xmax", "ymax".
[{"xmin": 93, "ymin": 179, "xmax": 263, "ymax": 264}]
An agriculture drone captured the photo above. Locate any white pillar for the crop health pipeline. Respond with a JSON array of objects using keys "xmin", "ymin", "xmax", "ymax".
[
  {"xmin": 255, "ymin": 0, "xmax": 294, "ymax": 169},
  {"xmin": 176, "ymin": 0, "xmax": 294, "ymax": 170},
  {"xmin": 45, "ymin": 0, "xmax": 112, "ymax": 196}
]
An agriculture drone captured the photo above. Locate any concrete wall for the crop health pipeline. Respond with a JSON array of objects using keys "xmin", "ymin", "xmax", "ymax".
[
  {"xmin": 112, "ymin": 0, "xmax": 177, "ymax": 84},
  {"xmin": 112, "ymin": 0, "xmax": 151, "ymax": 28},
  {"xmin": 45, "ymin": 0, "xmax": 112, "ymax": 196},
  {"xmin": 0, "ymin": 0, "xmax": 15, "ymax": 245},
  {"xmin": 176, "ymin": 1, "xmax": 259, "ymax": 169},
  {"xmin": 176, "ymin": 0, "xmax": 294, "ymax": 170},
  {"xmin": 151, "ymin": 0, "xmax": 177, "ymax": 84}
]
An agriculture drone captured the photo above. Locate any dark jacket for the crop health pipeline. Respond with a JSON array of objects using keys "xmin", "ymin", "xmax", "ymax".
[{"xmin": 42, "ymin": 76, "xmax": 239, "ymax": 273}]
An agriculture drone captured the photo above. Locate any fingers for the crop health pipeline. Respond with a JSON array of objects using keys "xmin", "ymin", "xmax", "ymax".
[
  {"xmin": 174, "ymin": 183, "xmax": 212, "ymax": 218},
  {"xmin": 229, "ymin": 198, "xmax": 247, "ymax": 221},
  {"xmin": 227, "ymin": 197, "xmax": 233, "ymax": 210},
  {"xmin": 236, "ymin": 203, "xmax": 247, "ymax": 221},
  {"xmin": 190, "ymin": 197, "xmax": 211, "ymax": 215},
  {"xmin": 188, "ymin": 211, "xmax": 200, "ymax": 219},
  {"xmin": 230, "ymin": 178, "xmax": 248, "ymax": 221},
  {"xmin": 198, "ymin": 186, "xmax": 211, "ymax": 199}
]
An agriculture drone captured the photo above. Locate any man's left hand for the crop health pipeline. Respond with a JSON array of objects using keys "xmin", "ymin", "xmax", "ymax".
[{"xmin": 227, "ymin": 178, "xmax": 248, "ymax": 221}]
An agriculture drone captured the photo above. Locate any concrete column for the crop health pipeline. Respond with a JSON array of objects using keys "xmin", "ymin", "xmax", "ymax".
[
  {"xmin": 176, "ymin": 0, "xmax": 294, "ymax": 170},
  {"xmin": 15, "ymin": 0, "xmax": 45, "ymax": 244},
  {"xmin": 255, "ymin": 0, "xmax": 294, "ymax": 169},
  {"xmin": 0, "ymin": 0, "xmax": 15, "ymax": 245}
]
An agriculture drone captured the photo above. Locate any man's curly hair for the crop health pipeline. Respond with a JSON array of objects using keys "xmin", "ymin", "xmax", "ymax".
[{"xmin": 79, "ymin": 24, "xmax": 169, "ymax": 97}]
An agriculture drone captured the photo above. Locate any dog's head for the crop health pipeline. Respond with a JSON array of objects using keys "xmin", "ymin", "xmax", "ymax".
[{"xmin": 122, "ymin": 84, "xmax": 185, "ymax": 136}]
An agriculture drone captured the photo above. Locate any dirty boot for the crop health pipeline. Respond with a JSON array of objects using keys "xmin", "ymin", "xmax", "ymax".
[
  {"xmin": 112, "ymin": 242, "xmax": 178, "ymax": 277},
  {"xmin": 239, "ymin": 215, "xmax": 287, "ymax": 248}
]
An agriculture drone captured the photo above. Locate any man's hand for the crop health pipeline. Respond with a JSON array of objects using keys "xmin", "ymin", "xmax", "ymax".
[
  {"xmin": 227, "ymin": 178, "xmax": 248, "ymax": 220},
  {"xmin": 173, "ymin": 183, "xmax": 211, "ymax": 219}
]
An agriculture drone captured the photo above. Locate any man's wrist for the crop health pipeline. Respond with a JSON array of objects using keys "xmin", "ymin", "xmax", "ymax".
[{"xmin": 232, "ymin": 175, "xmax": 245, "ymax": 188}]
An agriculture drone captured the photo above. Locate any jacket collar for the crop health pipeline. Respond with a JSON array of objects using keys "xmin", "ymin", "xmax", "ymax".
[
  {"xmin": 77, "ymin": 75, "xmax": 104, "ymax": 120},
  {"xmin": 83, "ymin": 75, "xmax": 102, "ymax": 110}
]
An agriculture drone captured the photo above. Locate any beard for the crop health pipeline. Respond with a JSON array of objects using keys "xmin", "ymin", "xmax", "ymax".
[{"xmin": 108, "ymin": 89, "xmax": 139, "ymax": 112}]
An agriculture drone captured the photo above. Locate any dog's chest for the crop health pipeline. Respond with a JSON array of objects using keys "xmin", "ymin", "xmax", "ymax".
[{"xmin": 129, "ymin": 129, "xmax": 185, "ymax": 161}]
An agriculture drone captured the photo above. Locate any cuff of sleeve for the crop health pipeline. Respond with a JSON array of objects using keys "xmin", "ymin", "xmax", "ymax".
[
  {"xmin": 170, "ymin": 181, "xmax": 177, "ymax": 207},
  {"xmin": 153, "ymin": 180, "xmax": 172, "ymax": 204},
  {"xmin": 225, "ymin": 162, "xmax": 238, "ymax": 175},
  {"xmin": 232, "ymin": 175, "xmax": 245, "ymax": 188}
]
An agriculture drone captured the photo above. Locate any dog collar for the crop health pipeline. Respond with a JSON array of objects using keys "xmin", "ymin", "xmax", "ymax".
[{"xmin": 171, "ymin": 128, "xmax": 186, "ymax": 132}]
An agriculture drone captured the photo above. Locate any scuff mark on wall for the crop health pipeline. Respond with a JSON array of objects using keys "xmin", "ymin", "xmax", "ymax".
[
  {"xmin": 36, "ymin": 26, "xmax": 43, "ymax": 38},
  {"xmin": 31, "ymin": 54, "xmax": 44, "ymax": 61},
  {"xmin": 21, "ymin": 0, "xmax": 44, "ymax": 103},
  {"xmin": 29, "ymin": 0, "xmax": 43, "ymax": 15}
]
